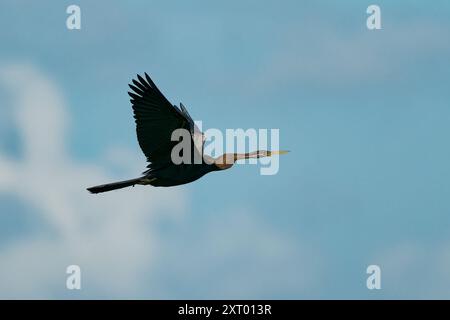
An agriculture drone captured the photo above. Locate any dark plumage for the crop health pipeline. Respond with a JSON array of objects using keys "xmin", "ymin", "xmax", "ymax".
[{"xmin": 87, "ymin": 73, "xmax": 287, "ymax": 194}]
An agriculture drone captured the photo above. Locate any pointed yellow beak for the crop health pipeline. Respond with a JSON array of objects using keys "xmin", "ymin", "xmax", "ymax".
[{"xmin": 269, "ymin": 150, "xmax": 290, "ymax": 155}]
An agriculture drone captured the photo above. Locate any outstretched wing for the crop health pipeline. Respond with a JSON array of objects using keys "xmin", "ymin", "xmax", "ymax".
[
  {"xmin": 180, "ymin": 102, "xmax": 204, "ymax": 155},
  {"xmin": 128, "ymin": 73, "xmax": 202, "ymax": 171}
]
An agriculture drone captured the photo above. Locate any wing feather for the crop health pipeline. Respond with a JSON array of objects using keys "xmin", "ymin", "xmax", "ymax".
[{"xmin": 128, "ymin": 74, "xmax": 202, "ymax": 171}]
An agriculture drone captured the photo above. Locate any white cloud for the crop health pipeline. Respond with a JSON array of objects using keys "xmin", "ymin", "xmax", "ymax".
[
  {"xmin": 0, "ymin": 64, "xmax": 318, "ymax": 298},
  {"xmin": 0, "ymin": 64, "xmax": 188, "ymax": 298}
]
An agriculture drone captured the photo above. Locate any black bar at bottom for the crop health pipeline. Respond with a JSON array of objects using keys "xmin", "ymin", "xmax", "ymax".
[{"xmin": 0, "ymin": 299, "xmax": 445, "ymax": 317}]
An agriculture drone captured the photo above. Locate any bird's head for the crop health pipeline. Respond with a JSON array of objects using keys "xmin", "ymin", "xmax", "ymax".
[{"xmin": 255, "ymin": 150, "xmax": 290, "ymax": 157}]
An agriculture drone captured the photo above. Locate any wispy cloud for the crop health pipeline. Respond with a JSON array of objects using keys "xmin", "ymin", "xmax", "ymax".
[
  {"xmin": 0, "ymin": 64, "xmax": 316, "ymax": 298},
  {"xmin": 246, "ymin": 22, "xmax": 450, "ymax": 92},
  {"xmin": 372, "ymin": 241, "xmax": 450, "ymax": 299},
  {"xmin": 153, "ymin": 208, "xmax": 323, "ymax": 299},
  {"xmin": 0, "ymin": 64, "xmax": 188, "ymax": 298}
]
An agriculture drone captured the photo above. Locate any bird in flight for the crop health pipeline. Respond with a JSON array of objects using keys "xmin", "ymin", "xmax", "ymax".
[{"xmin": 87, "ymin": 73, "xmax": 288, "ymax": 193}]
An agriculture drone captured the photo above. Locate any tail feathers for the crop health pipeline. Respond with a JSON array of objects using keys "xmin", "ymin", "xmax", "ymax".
[{"xmin": 87, "ymin": 177, "xmax": 143, "ymax": 194}]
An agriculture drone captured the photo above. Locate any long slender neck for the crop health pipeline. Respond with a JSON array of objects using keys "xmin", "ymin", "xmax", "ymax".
[{"xmin": 213, "ymin": 151, "xmax": 269, "ymax": 170}]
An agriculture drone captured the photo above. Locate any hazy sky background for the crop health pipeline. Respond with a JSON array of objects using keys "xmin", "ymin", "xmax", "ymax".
[{"xmin": 1, "ymin": 0, "xmax": 450, "ymax": 298}]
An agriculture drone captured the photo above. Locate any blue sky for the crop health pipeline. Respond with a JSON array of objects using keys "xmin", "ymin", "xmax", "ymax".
[{"xmin": 1, "ymin": 1, "xmax": 450, "ymax": 299}]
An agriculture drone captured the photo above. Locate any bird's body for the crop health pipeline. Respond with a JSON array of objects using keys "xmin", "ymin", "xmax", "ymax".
[
  {"xmin": 87, "ymin": 73, "xmax": 287, "ymax": 194},
  {"xmin": 145, "ymin": 162, "xmax": 219, "ymax": 187}
]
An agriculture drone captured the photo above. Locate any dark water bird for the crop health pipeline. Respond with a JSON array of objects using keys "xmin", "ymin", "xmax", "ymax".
[{"xmin": 87, "ymin": 73, "xmax": 288, "ymax": 193}]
